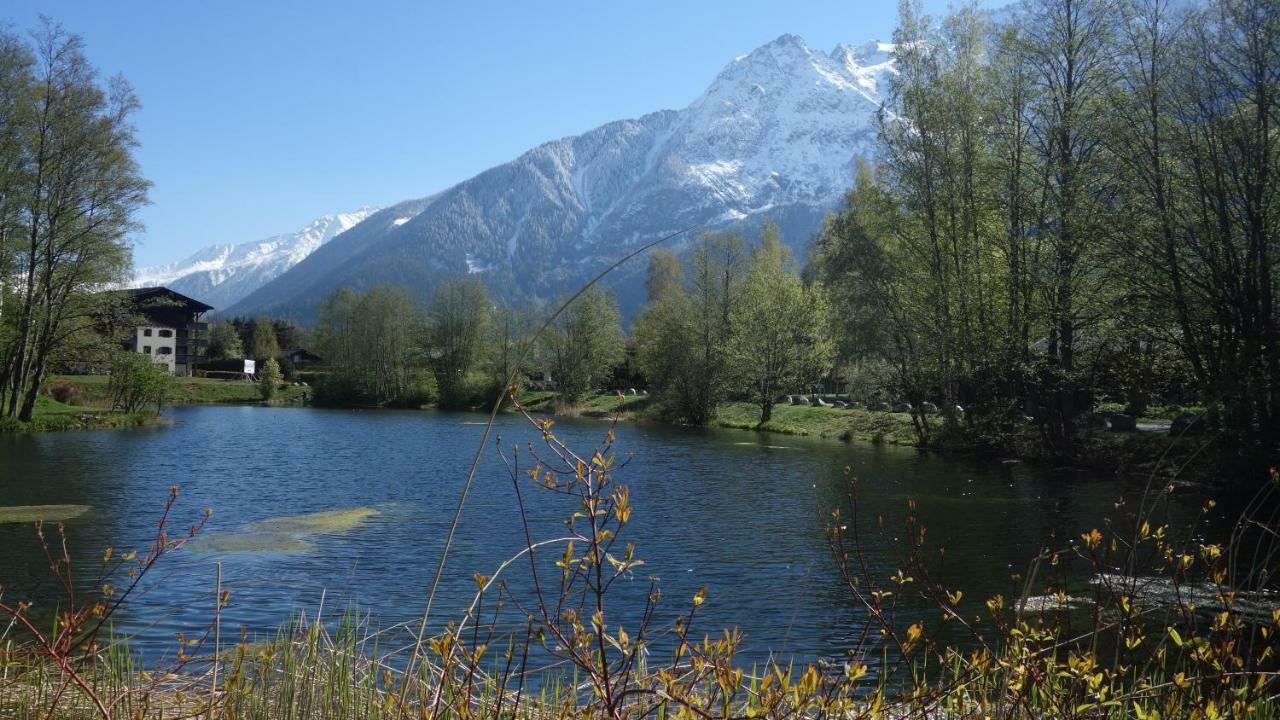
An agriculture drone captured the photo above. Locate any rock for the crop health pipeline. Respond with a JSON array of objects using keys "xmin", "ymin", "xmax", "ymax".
[
  {"xmin": 833, "ymin": 401, "xmax": 847, "ymax": 408},
  {"xmin": 1109, "ymin": 414, "xmax": 1138, "ymax": 432},
  {"xmin": 892, "ymin": 402, "xmax": 913, "ymax": 413},
  {"xmin": 627, "ymin": 388, "xmax": 637, "ymax": 396},
  {"xmin": 847, "ymin": 401, "xmax": 863, "ymax": 409},
  {"xmin": 640, "ymin": 389, "xmax": 648, "ymax": 395},
  {"xmin": 792, "ymin": 395, "xmax": 809, "ymax": 405},
  {"xmin": 870, "ymin": 402, "xmax": 891, "ymax": 412},
  {"xmin": 1170, "ymin": 413, "xmax": 1207, "ymax": 436},
  {"xmin": 953, "ymin": 405, "xmax": 964, "ymax": 415},
  {"xmin": 919, "ymin": 401, "xmax": 938, "ymax": 414},
  {"xmin": 811, "ymin": 397, "xmax": 829, "ymax": 407}
]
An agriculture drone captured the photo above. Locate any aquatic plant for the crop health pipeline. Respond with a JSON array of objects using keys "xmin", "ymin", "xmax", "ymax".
[
  {"xmin": 0, "ymin": 487, "xmax": 211, "ymax": 718},
  {"xmin": 0, "ymin": 505, "xmax": 90, "ymax": 524},
  {"xmin": 189, "ymin": 507, "xmax": 379, "ymax": 554}
]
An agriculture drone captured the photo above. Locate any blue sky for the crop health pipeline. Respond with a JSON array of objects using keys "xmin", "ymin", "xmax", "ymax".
[{"xmin": 4, "ymin": 1, "xmax": 985, "ymax": 267}]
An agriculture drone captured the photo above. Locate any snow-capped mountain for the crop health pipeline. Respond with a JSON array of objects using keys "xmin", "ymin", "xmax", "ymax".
[
  {"xmin": 228, "ymin": 34, "xmax": 895, "ymax": 320},
  {"xmin": 131, "ymin": 208, "xmax": 379, "ymax": 310}
]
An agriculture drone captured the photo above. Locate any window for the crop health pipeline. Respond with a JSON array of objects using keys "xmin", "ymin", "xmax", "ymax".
[
  {"xmin": 143, "ymin": 328, "xmax": 152, "ymax": 337},
  {"xmin": 158, "ymin": 329, "xmax": 173, "ymax": 338},
  {"xmin": 143, "ymin": 346, "xmax": 152, "ymax": 354},
  {"xmin": 157, "ymin": 347, "xmax": 173, "ymax": 355}
]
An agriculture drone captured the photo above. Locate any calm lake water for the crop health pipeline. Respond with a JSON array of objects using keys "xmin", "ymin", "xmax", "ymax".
[{"xmin": 0, "ymin": 405, "xmax": 1208, "ymax": 667}]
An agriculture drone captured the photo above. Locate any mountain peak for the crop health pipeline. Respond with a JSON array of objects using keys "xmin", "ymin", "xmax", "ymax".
[
  {"xmin": 729, "ymin": 33, "xmax": 817, "ymax": 68},
  {"xmin": 224, "ymin": 35, "xmax": 896, "ymax": 321},
  {"xmin": 832, "ymin": 40, "xmax": 894, "ymax": 66}
]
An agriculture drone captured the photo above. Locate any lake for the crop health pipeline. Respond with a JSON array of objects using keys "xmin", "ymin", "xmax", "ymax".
[{"xmin": 0, "ymin": 405, "xmax": 1207, "ymax": 667}]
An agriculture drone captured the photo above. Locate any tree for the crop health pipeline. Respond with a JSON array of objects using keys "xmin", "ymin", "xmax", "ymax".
[
  {"xmin": 546, "ymin": 286, "xmax": 624, "ymax": 404},
  {"xmin": 0, "ymin": 21, "xmax": 148, "ymax": 421},
  {"xmin": 1021, "ymin": 0, "xmax": 1120, "ymax": 455},
  {"xmin": 206, "ymin": 321, "xmax": 243, "ymax": 360},
  {"xmin": 644, "ymin": 249, "xmax": 684, "ymax": 305},
  {"xmin": 258, "ymin": 357, "xmax": 282, "ymax": 401},
  {"xmin": 486, "ymin": 303, "xmax": 533, "ymax": 397},
  {"xmin": 730, "ymin": 223, "xmax": 834, "ymax": 424},
  {"xmin": 313, "ymin": 285, "xmax": 424, "ymax": 406},
  {"xmin": 106, "ymin": 351, "xmax": 171, "ymax": 413},
  {"xmin": 428, "ymin": 276, "xmax": 490, "ymax": 408},
  {"xmin": 634, "ymin": 231, "xmax": 747, "ymax": 423},
  {"xmin": 248, "ymin": 316, "xmax": 279, "ymax": 361},
  {"xmin": 1136, "ymin": 0, "xmax": 1280, "ymax": 476}
]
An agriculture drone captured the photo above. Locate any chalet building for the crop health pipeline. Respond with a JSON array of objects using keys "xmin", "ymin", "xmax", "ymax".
[{"xmin": 124, "ymin": 287, "xmax": 212, "ymax": 376}]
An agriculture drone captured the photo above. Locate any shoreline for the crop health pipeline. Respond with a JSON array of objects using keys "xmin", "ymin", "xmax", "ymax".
[
  {"xmin": 516, "ymin": 392, "xmax": 1215, "ymax": 483},
  {"xmin": 43, "ymin": 374, "xmax": 1214, "ymax": 481}
]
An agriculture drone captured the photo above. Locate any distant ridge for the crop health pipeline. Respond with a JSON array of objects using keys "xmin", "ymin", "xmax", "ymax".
[{"xmin": 130, "ymin": 207, "xmax": 379, "ymax": 310}]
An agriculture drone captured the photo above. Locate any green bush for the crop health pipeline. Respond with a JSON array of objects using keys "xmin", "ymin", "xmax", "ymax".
[
  {"xmin": 106, "ymin": 352, "xmax": 172, "ymax": 413},
  {"xmin": 258, "ymin": 358, "xmax": 282, "ymax": 401}
]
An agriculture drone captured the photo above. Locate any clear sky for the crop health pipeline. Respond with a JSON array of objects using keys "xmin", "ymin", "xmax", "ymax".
[{"xmin": 4, "ymin": 1, "xmax": 986, "ymax": 267}]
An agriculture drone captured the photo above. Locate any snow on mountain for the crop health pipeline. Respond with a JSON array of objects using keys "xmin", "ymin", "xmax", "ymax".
[
  {"xmin": 228, "ymin": 34, "xmax": 895, "ymax": 321},
  {"xmin": 131, "ymin": 207, "xmax": 379, "ymax": 310}
]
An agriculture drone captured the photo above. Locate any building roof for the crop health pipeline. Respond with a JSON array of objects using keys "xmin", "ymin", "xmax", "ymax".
[{"xmin": 127, "ymin": 287, "xmax": 214, "ymax": 314}]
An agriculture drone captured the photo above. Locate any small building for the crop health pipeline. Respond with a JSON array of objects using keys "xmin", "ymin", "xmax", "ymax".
[
  {"xmin": 287, "ymin": 348, "xmax": 323, "ymax": 366},
  {"xmin": 124, "ymin": 287, "xmax": 212, "ymax": 376}
]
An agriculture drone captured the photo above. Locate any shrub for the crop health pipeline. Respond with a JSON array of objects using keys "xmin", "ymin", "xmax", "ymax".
[
  {"xmin": 276, "ymin": 355, "xmax": 297, "ymax": 381},
  {"xmin": 106, "ymin": 352, "xmax": 172, "ymax": 413},
  {"xmin": 258, "ymin": 358, "xmax": 282, "ymax": 401},
  {"xmin": 47, "ymin": 379, "xmax": 84, "ymax": 405}
]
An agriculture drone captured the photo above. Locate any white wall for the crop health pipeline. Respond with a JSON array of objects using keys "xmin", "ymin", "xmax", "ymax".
[{"xmin": 134, "ymin": 326, "xmax": 177, "ymax": 373}]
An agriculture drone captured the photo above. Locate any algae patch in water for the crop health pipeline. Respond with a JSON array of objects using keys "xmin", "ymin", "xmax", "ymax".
[
  {"xmin": 0, "ymin": 504, "xmax": 90, "ymax": 524},
  {"xmin": 192, "ymin": 507, "xmax": 379, "ymax": 554}
]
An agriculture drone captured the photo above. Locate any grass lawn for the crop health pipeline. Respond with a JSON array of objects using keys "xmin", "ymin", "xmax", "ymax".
[
  {"xmin": 0, "ymin": 395, "xmax": 165, "ymax": 433},
  {"xmin": 512, "ymin": 390, "xmax": 1216, "ymax": 479},
  {"xmin": 712, "ymin": 401, "xmax": 921, "ymax": 444},
  {"xmin": 515, "ymin": 390, "xmax": 921, "ymax": 446},
  {"xmin": 51, "ymin": 374, "xmax": 308, "ymax": 406}
]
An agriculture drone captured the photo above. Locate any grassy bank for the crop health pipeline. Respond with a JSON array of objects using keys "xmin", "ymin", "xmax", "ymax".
[
  {"xmin": 517, "ymin": 391, "xmax": 1214, "ymax": 480},
  {"xmin": 49, "ymin": 375, "xmax": 308, "ymax": 407},
  {"xmin": 0, "ymin": 396, "xmax": 166, "ymax": 434}
]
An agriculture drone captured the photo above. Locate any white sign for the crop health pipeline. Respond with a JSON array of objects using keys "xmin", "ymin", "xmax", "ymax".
[{"xmin": 243, "ymin": 359, "xmax": 256, "ymax": 375}]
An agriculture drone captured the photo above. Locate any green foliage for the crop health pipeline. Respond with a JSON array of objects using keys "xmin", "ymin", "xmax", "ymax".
[
  {"xmin": 0, "ymin": 21, "xmax": 147, "ymax": 421},
  {"xmin": 546, "ymin": 285, "xmax": 624, "ymax": 404},
  {"xmin": 729, "ymin": 222, "xmax": 834, "ymax": 424},
  {"xmin": 841, "ymin": 358, "xmax": 897, "ymax": 404},
  {"xmin": 634, "ymin": 231, "xmax": 747, "ymax": 423},
  {"xmin": 313, "ymin": 285, "xmax": 426, "ymax": 406},
  {"xmin": 484, "ymin": 303, "xmax": 534, "ymax": 398},
  {"xmin": 249, "ymin": 316, "xmax": 279, "ymax": 361},
  {"xmin": 428, "ymin": 277, "xmax": 490, "ymax": 408},
  {"xmin": 106, "ymin": 352, "xmax": 172, "ymax": 413},
  {"xmin": 644, "ymin": 248, "xmax": 684, "ymax": 304},
  {"xmin": 813, "ymin": 0, "xmax": 1280, "ymax": 479},
  {"xmin": 258, "ymin": 357, "xmax": 282, "ymax": 401},
  {"xmin": 207, "ymin": 321, "xmax": 244, "ymax": 360}
]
